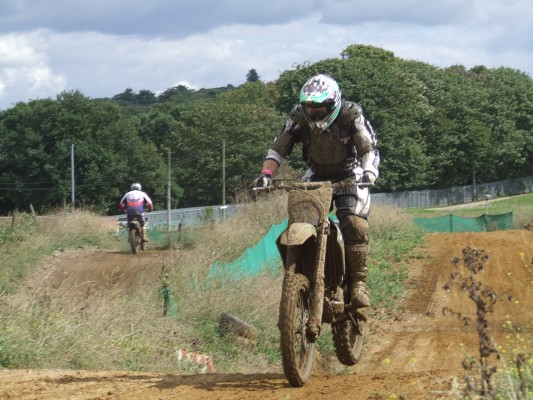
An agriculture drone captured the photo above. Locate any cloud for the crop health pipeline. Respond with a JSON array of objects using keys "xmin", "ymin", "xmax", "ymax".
[
  {"xmin": 320, "ymin": 0, "xmax": 467, "ymax": 25},
  {"xmin": 0, "ymin": 0, "xmax": 532, "ymax": 109},
  {"xmin": 0, "ymin": 0, "xmax": 316, "ymax": 37},
  {"xmin": 0, "ymin": 32, "xmax": 66, "ymax": 106}
]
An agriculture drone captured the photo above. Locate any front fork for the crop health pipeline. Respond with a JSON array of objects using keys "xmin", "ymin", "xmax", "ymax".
[{"xmin": 306, "ymin": 222, "xmax": 329, "ymax": 341}]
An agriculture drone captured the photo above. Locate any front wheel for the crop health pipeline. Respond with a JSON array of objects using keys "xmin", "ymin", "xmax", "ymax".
[
  {"xmin": 278, "ymin": 273, "xmax": 315, "ymax": 387},
  {"xmin": 332, "ymin": 311, "xmax": 366, "ymax": 366}
]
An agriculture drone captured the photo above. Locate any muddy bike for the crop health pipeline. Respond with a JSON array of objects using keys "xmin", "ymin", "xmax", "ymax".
[
  {"xmin": 256, "ymin": 178, "xmax": 372, "ymax": 387},
  {"xmin": 127, "ymin": 215, "xmax": 146, "ymax": 254}
]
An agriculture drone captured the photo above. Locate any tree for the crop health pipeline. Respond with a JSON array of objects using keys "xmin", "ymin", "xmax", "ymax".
[
  {"xmin": 136, "ymin": 90, "xmax": 157, "ymax": 106},
  {"xmin": 2, "ymin": 43, "xmax": 532, "ymax": 213},
  {"xmin": 160, "ymin": 94, "xmax": 285, "ymax": 207},
  {"xmin": 275, "ymin": 46, "xmax": 434, "ymax": 191},
  {"xmin": 157, "ymin": 85, "xmax": 194, "ymax": 103},
  {"xmin": 246, "ymin": 69, "xmax": 260, "ymax": 82},
  {"xmin": 0, "ymin": 91, "xmax": 167, "ymax": 214},
  {"xmin": 219, "ymin": 81, "xmax": 278, "ymax": 108},
  {"xmin": 480, "ymin": 68, "xmax": 533, "ymax": 179},
  {"xmin": 113, "ymin": 88, "xmax": 136, "ymax": 102}
]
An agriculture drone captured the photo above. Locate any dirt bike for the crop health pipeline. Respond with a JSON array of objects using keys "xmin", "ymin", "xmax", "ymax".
[
  {"xmin": 127, "ymin": 215, "xmax": 146, "ymax": 254},
  {"xmin": 255, "ymin": 178, "xmax": 371, "ymax": 387}
]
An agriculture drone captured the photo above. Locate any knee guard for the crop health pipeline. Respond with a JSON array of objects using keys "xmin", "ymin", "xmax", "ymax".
[{"xmin": 339, "ymin": 214, "xmax": 369, "ymax": 245}]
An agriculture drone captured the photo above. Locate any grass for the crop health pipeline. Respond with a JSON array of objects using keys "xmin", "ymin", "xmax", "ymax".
[
  {"xmin": 0, "ymin": 210, "xmax": 115, "ymax": 294},
  {"xmin": 407, "ymin": 193, "xmax": 533, "ymax": 227},
  {"xmin": 0, "ymin": 195, "xmax": 421, "ymax": 374},
  {"xmin": 0, "ymin": 192, "xmax": 531, "ymax": 397},
  {"xmin": 369, "ymin": 205, "xmax": 426, "ymax": 308}
]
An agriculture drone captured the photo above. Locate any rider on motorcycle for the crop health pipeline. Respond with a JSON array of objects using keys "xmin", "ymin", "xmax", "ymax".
[
  {"xmin": 256, "ymin": 74, "xmax": 380, "ymax": 310},
  {"xmin": 119, "ymin": 182, "xmax": 154, "ymax": 242}
]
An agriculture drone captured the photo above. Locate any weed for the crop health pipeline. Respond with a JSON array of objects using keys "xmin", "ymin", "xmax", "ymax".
[{"xmin": 442, "ymin": 246, "xmax": 531, "ymax": 399}]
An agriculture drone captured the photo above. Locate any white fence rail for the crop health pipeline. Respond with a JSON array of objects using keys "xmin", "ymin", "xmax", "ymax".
[{"xmin": 116, "ymin": 175, "xmax": 533, "ymax": 230}]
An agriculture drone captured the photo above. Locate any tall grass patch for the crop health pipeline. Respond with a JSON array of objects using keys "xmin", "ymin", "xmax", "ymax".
[
  {"xmin": 0, "ymin": 198, "xmax": 431, "ymax": 374},
  {"xmin": 368, "ymin": 205, "xmax": 426, "ymax": 308},
  {"xmin": 1, "ymin": 275, "xmax": 181, "ymax": 371},
  {"xmin": 0, "ymin": 210, "xmax": 114, "ymax": 294},
  {"xmin": 158, "ymin": 193, "xmax": 289, "ymax": 372}
]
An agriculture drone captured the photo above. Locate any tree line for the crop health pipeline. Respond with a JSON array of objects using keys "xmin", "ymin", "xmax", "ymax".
[{"xmin": 0, "ymin": 45, "xmax": 532, "ymax": 216}]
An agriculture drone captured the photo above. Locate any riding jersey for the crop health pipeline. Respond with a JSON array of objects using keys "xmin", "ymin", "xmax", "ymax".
[
  {"xmin": 266, "ymin": 101, "xmax": 379, "ymax": 180},
  {"xmin": 119, "ymin": 190, "xmax": 153, "ymax": 216}
]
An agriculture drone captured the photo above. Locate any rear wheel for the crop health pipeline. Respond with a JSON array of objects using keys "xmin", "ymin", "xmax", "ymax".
[
  {"xmin": 278, "ymin": 272, "xmax": 315, "ymax": 387},
  {"xmin": 332, "ymin": 311, "xmax": 365, "ymax": 365}
]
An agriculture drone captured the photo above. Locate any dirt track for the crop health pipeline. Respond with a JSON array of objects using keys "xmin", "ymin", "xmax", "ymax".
[{"xmin": 1, "ymin": 229, "xmax": 532, "ymax": 399}]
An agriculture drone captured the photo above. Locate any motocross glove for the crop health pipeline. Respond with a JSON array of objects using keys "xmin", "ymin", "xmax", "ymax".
[
  {"xmin": 255, "ymin": 170, "xmax": 272, "ymax": 188},
  {"xmin": 361, "ymin": 171, "xmax": 376, "ymax": 185}
]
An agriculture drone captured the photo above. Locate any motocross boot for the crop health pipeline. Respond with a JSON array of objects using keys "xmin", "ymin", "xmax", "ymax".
[
  {"xmin": 345, "ymin": 244, "xmax": 370, "ymax": 309},
  {"xmin": 142, "ymin": 227, "xmax": 149, "ymax": 242}
]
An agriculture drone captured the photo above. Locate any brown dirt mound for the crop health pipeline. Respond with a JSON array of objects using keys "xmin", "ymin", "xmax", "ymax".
[{"xmin": 1, "ymin": 229, "xmax": 532, "ymax": 400}]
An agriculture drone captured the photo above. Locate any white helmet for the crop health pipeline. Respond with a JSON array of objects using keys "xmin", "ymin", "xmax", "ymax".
[
  {"xmin": 131, "ymin": 182, "xmax": 142, "ymax": 191},
  {"xmin": 299, "ymin": 74, "xmax": 342, "ymax": 132}
]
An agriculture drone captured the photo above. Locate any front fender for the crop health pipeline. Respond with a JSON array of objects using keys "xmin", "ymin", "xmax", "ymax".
[{"xmin": 279, "ymin": 222, "xmax": 317, "ymax": 246}]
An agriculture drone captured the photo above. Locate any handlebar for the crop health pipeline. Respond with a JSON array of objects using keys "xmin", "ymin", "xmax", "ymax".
[{"xmin": 253, "ymin": 178, "xmax": 374, "ymax": 193}]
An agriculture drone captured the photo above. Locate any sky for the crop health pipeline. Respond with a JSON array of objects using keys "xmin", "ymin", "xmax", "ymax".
[{"xmin": 1, "ymin": 0, "xmax": 532, "ymax": 110}]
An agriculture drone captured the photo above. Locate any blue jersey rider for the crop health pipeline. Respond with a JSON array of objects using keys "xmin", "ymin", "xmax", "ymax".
[{"xmin": 119, "ymin": 182, "xmax": 153, "ymax": 242}]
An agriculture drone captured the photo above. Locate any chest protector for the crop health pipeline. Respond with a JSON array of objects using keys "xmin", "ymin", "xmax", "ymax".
[{"xmin": 291, "ymin": 101, "xmax": 362, "ymax": 178}]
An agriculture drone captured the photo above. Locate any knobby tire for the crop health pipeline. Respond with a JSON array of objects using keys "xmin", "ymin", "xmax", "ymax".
[
  {"xmin": 332, "ymin": 312, "xmax": 365, "ymax": 365},
  {"xmin": 278, "ymin": 273, "xmax": 315, "ymax": 387}
]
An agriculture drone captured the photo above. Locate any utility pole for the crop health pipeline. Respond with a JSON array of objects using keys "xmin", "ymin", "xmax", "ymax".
[
  {"xmin": 221, "ymin": 140, "xmax": 226, "ymax": 220},
  {"xmin": 167, "ymin": 148, "xmax": 171, "ymax": 232},
  {"xmin": 472, "ymin": 168, "xmax": 476, "ymax": 202},
  {"xmin": 70, "ymin": 143, "xmax": 75, "ymax": 210}
]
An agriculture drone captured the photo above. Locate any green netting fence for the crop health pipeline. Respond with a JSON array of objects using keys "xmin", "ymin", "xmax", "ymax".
[
  {"xmin": 209, "ymin": 212, "xmax": 514, "ymax": 280},
  {"xmin": 208, "ymin": 220, "xmax": 288, "ymax": 279},
  {"xmin": 159, "ymin": 212, "xmax": 515, "ymax": 317},
  {"xmin": 414, "ymin": 212, "xmax": 514, "ymax": 233}
]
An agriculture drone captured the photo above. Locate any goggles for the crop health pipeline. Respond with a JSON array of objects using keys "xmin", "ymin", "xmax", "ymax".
[{"xmin": 303, "ymin": 103, "xmax": 330, "ymax": 121}]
